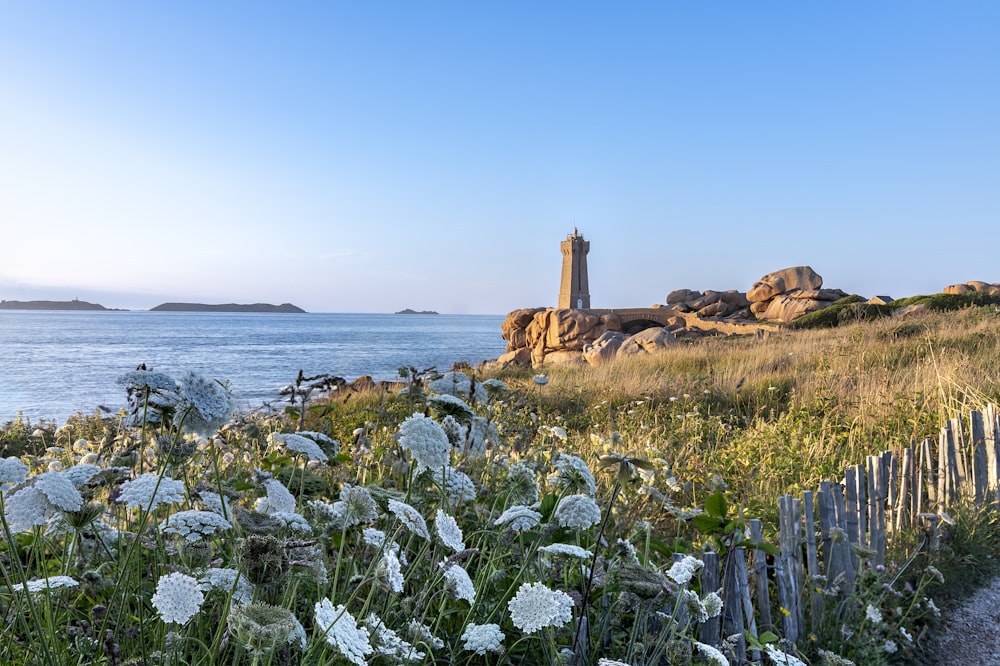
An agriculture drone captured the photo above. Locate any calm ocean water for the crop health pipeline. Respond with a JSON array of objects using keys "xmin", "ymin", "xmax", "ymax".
[{"xmin": 0, "ymin": 311, "xmax": 507, "ymax": 424}]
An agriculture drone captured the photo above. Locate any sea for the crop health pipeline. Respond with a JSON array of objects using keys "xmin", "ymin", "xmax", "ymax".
[{"xmin": 0, "ymin": 311, "xmax": 508, "ymax": 425}]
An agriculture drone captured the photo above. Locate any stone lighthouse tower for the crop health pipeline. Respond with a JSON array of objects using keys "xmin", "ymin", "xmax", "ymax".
[{"xmin": 558, "ymin": 228, "xmax": 590, "ymax": 309}]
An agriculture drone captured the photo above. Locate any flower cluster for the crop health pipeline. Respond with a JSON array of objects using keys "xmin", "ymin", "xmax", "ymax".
[{"xmin": 507, "ymin": 582, "xmax": 574, "ymax": 633}]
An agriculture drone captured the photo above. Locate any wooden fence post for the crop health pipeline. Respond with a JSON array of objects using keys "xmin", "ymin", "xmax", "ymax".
[
  {"xmin": 699, "ymin": 550, "xmax": 721, "ymax": 647},
  {"xmin": 749, "ymin": 518, "xmax": 773, "ymax": 636}
]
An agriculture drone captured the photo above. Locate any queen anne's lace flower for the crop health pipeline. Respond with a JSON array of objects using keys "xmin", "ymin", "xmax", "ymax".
[
  {"xmin": 160, "ymin": 510, "xmax": 232, "ymax": 542},
  {"xmin": 428, "ymin": 393, "xmax": 474, "ymax": 421},
  {"xmin": 269, "ymin": 511, "xmax": 313, "ymax": 533},
  {"xmin": 366, "ymin": 614, "xmax": 425, "ymax": 663},
  {"xmin": 4, "ymin": 487, "xmax": 59, "ymax": 532},
  {"xmin": 702, "ymin": 591, "xmax": 724, "ymax": 618},
  {"xmin": 494, "ymin": 505, "xmax": 542, "ymax": 532},
  {"xmin": 174, "ymin": 371, "xmax": 236, "ymax": 435},
  {"xmin": 151, "ymin": 572, "xmax": 205, "ymax": 624},
  {"xmin": 397, "ymin": 413, "xmax": 451, "ymax": 473},
  {"xmin": 437, "ymin": 466, "xmax": 477, "ymax": 503},
  {"xmin": 117, "ymin": 370, "xmax": 178, "ymax": 392},
  {"xmin": 552, "ymin": 454, "xmax": 597, "ymax": 497},
  {"xmin": 387, "ymin": 499, "xmax": 430, "ymax": 540},
  {"xmin": 117, "ymin": 473, "xmax": 186, "ymax": 510},
  {"xmin": 270, "ymin": 432, "xmax": 329, "ymax": 462},
  {"xmin": 198, "ymin": 489, "xmax": 232, "ymax": 518},
  {"xmin": 666, "ymin": 555, "xmax": 703, "ymax": 585},
  {"xmin": 407, "ymin": 621, "xmax": 445, "ymax": 650},
  {"xmin": 507, "ymin": 582, "xmax": 574, "ymax": 633},
  {"xmin": 765, "ymin": 644, "xmax": 807, "ymax": 665},
  {"xmin": 23, "ymin": 575, "xmax": 79, "ymax": 593},
  {"xmin": 865, "ymin": 604, "xmax": 882, "ymax": 624},
  {"xmin": 379, "ymin": 548, "xmax": 404, "ymax": 593},
  {"xmin": 598, "ymin": 660, "xmax": 633, "ymax": 666},
  {"xmin": 505, "ymin": 462, "xmax": 539, "ymax": 505},
  {"xmin": 228, "ymin": 602, "xmax": 305, "ymax": 654},
  {"xmin": 441, "ymin": 562, "xmax": 476, "ymax": 603},
  {"xmin": 32, "ymin": 471, "xmax": 84, "ymax": 511},
  {"xmin": 256, "ymin": 478, "xmax": 296, "ymax": 515},
  {"xmin": 338, "ymin": 484, "xmax": 378, "ymax": 526},
  {"xmin": 197, "ymin": 567, "xmax": 254, "ymax": 604},
  {"xmin": 695, "ymin": 641, "xmax": 729, "ymax": 665},
  {"xmin": 461, "ymin": 623, "xmax": 505, "ymax": 655},
  {"xmin": 427, "ymin": 371, "xmax": 486, "ymax": 402},
  {"xmin": 435, "ymin": 510, "xmax": 465, "ymax": 552},
  {"xmin": 539, "ymin": 543, "xmax": 593, "ymax": 560},
  {"xmin": 553, "ymin": 494, "xmax": 602, "ymax": 529},
  {"xmin": 61, "ymin": 464, "xmax": 101, "ymax": 488},
  {"xmin": 314, "ymin": 599, "xmax": 372, "ymax": 666},
  {"xmin": 0, "ymin": 457, "xmax": 29, "ymax": 485}
]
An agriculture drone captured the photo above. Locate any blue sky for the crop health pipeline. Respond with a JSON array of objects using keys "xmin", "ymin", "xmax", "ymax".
[{"xmin": 1, "ymin": 2, "xmax": 997, "ymax": 314}]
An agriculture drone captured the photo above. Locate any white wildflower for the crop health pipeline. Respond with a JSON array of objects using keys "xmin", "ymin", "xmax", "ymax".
[
  {"xmin": 927, "ymin": 597, "xmax": 940, "ymax": 616},
  {"xmin": 61, "ymin": 464, "xmax": 100, "ymax": 488},
  {"xmin": 428, "ymin": 393, "xmax": 475, "ymax": 421},
  {"xmin": 461, "ymin": 623, "xmax": 505, "ymax": 655},
  {"xmin": 407, "ymin": 621, "xmax": 445, "ymax": 651},
  {"xmin": 865, "ymin": 604, "xmax": 882, "ymax": 624},
  {"xmin": 256, "ymin": 478, "xmax": 296, "ymax": 515},
  {"xmin": 553, "ymin": 494, "xmax": 602, "ymax": 529},
  {"xmin": 598, "ymin": 660, "xmax": 633, "ymax": 666},
  {"xmin": 117, "ymin": 473, "xmax": 186, "ymax": 510},
  {"xmin": 440, "ymin": 415, "xmax": 468, "ymax": 446},
  {"xmin": 160, "ymin": 510, "xmax": 231, "ymax": 542},
  {"xmin": 540, "ymin": 425, "xmax": 568, "ymax": 441},
  {"xmin": 397, "ymin": 413, "xmax": 451, "ymax": 473},
  {"xmin": 269, "ymin": 511, "xmax": 313, "ymax": 533},
  {"xmin": 363, "ymin": 527, "xmax": 387, "ymax": 548},
  {"xmin": 3, "ymin": 487, "xmax": 58, "ymax": 532},
  {"xmin": 505, "ymin": 462, "xmax": 539, "ymax": 504},
  {"xmin": 666, "ymin": 555, "xmax": 703, "ymax": 585},
  {"xmin": 314, "ymin": 599, "xmax": 372, "ymax": 666},
  {"xmin": 441, "ymin": 562, "xmax": 476, "ymax": 603},
  {"xmin": 532, "ymin": 374, "xmax": 549, "ymax": 385},
  {"xmin": 427, "ymin": 371, "xmax": 486, "ymax": 402},
  {"xmin": 379, "ymin": 548, "xmax": 404, "ymax": 593},
  {"xmin": 616, "ymin": 538, "xmax": 640, "ymax": 564},
  {"xmin": 494, "ymin": 505, "xmax": 542, "ymax": 532},
  {"xmin": 684, "ymin": 589, "xmax": 710, "ymax": 622},
  {"xmin": 337, "ymin": 484, "xmax": 379, "ymax": 526},
  {"xmin": 388, "ymin": 499, "xmax": 430, "ymax": 540},
  {"xmin": 695, "ymin": 640, "xmax": 730, "ymax": 665},
  {"xmin": 228, "ymin": 602, "xmax": 305, "ymax": 653},
  {"xmin": 435, "ymin": 510, "xmax": 465, "ymax": 552},
  {"xmin": 882, "ymin": 640, "xmax": 898, "ymax": 654},
  {"xmin": 926, "ymin": 565, "xmax": 945, "ymax": 584},
  {"xmin": 0, "ymin": 457, "xmax": 29, "ymax": 485},
  {"xmin": 900, "ymin": 626, "xmax": 913, "ymax": 643},
  {"xmin": 197, "ymin": 568, "xmax": 254, "ymax": 605},
  {"xmin": 702, "ymin": 591, "xmax": 724, "ymax": 618},
  {"xmin": 507, "ymin": 582, "xmax": 574, "ymax": 633},
  {"xmin": 117, "ymin": 370, "xmax": 178, "ymax": 392},
  {"xmin": 198, "ymin": 490, "xmax": 232, "ymax": 518},
  {"xmin": 552, "ymin": 454, "xmax": 597, "ymax": 497},
  {"xmin": 270, "ymin": 432, "xmax": 329, "ymax": 462},
  {"xmin": 765, "ymin": 644, "xmax": 807, "ymax": 666},
  {"xmin": 436, "ymin": 465, "xmax": 477, "ymax": 504},
  {"xmin": 539, "ymin": 543, "xmax": 593, "ymax": 560},
  {"xmin": 174, "ymin": 371, "xmax": 236, "ymax": 435},
  {"xmin": 151, "ymin": 572, "xmax": 205, "ymax": 625},
  {"xmin": 23, "ymin": 575, "xmax": 79, "ymax": 593},
  {"xmin": 463, "ymin": 416, "xmax": 495, "ymax": 458},
  {"xmin": 32, "ymin": 471, "xmax": 84, "ymax": 510},
  {"xmin": 47, "ymin": 461, "xmax": 63, "ymax": 473},
  {"xmin": 365, "ymin": 614, "xmax": 425, "ymax": 663}
]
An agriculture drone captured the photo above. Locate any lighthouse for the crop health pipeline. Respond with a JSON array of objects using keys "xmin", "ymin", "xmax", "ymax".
[{"xmin": 558, "ymin": 228, "xmax": 590, "ymax": 309}]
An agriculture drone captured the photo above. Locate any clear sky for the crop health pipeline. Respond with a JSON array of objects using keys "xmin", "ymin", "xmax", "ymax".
[{"xmin": 1, "ymin": 2, "xmax": 997, "ymax": 314}]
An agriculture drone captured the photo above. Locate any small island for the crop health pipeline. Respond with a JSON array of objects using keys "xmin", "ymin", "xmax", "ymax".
[
  {"xmin": 0, "ymin": 299, "xmax": 123, "ymax": 311},
  {"xmin": 395, "ymin": 308, "xmax": 439, "ymax": 315},
  {"xmin": 150, "ymin": 302, "xmax": 306, "ymax": 313}
]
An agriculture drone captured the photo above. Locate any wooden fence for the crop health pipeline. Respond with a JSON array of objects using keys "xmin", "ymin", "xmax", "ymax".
[{"xmin": 696, "ymin": 405, "xmax": 1000, "ymax": 663}]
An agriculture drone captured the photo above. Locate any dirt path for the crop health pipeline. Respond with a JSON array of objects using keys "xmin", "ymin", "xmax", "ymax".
[{"xmin": 925, "ymin": 577, "xmax": 1000, "ymax": 665}]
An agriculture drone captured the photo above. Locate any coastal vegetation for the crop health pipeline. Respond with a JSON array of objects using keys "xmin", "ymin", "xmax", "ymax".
[{"xmin": 2, "ymin": 305, "xmax": 1000, "ymax": 664}]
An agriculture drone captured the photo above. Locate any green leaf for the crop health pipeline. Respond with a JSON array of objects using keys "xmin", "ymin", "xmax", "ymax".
[
  {"xmin": 693, "ymin": 514, "xmax": 725, "ymax": 534},
  {"xmin": 630, "ymin": 459, "xmax": 655, "ymax": 471},
  {"xmin": 759, "ymin": 631, "xmax": 780, "ymax": 644},
  {"xmin": 647, "ymin": 538, "xmax": 674, "ymax": 557},
  {"xmin": 705, "ymin": 491, "xmax": 727, "ymax": 518},
  {"xmin": 333, "ymin": 453, "xmax": 353, "ymax": 464}
]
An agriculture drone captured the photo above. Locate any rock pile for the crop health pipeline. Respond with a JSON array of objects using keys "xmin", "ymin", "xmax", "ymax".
[
  {"xmin": 944, "ymin": 281, "xmax": 1000, "ymax": 296},
  {"xmin": 498, "ymin": 308, "xmax": 623, "ymax": 368},
  {"xmin": 747, "ymin": 266, "xmax": 848, "ymax": 324},
  {"xmin": 662, "ymin": 289, "xmax": 751, "ymax": 320}
]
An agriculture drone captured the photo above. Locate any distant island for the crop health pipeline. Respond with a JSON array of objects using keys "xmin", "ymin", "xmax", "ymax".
[
  {"xmin": 395, "ymin": 308, "xmax": 439, "ymax": 315},
  {"xmin": 150, "ymin": 302, "xmax": 306, "ymax": 313},
  {"xmin": 0, "ymin": 299, "xmax": 124, "ymax": 311}
]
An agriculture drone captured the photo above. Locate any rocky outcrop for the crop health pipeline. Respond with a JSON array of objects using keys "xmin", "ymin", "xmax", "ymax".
[
  {"xmin": 664, "ymin": 289, "xmax": 752, "ymax": 321},
  {"xmin": 747, "ymin": 266, "xmax": 847, "ymax": 324},
  {"xmin": 497, "ymin": 308, "xmax": 622, "ymax": 368},
  {"xmin": 944, "ymin": 281, "xmax": 1000, "ymax": 297}
]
